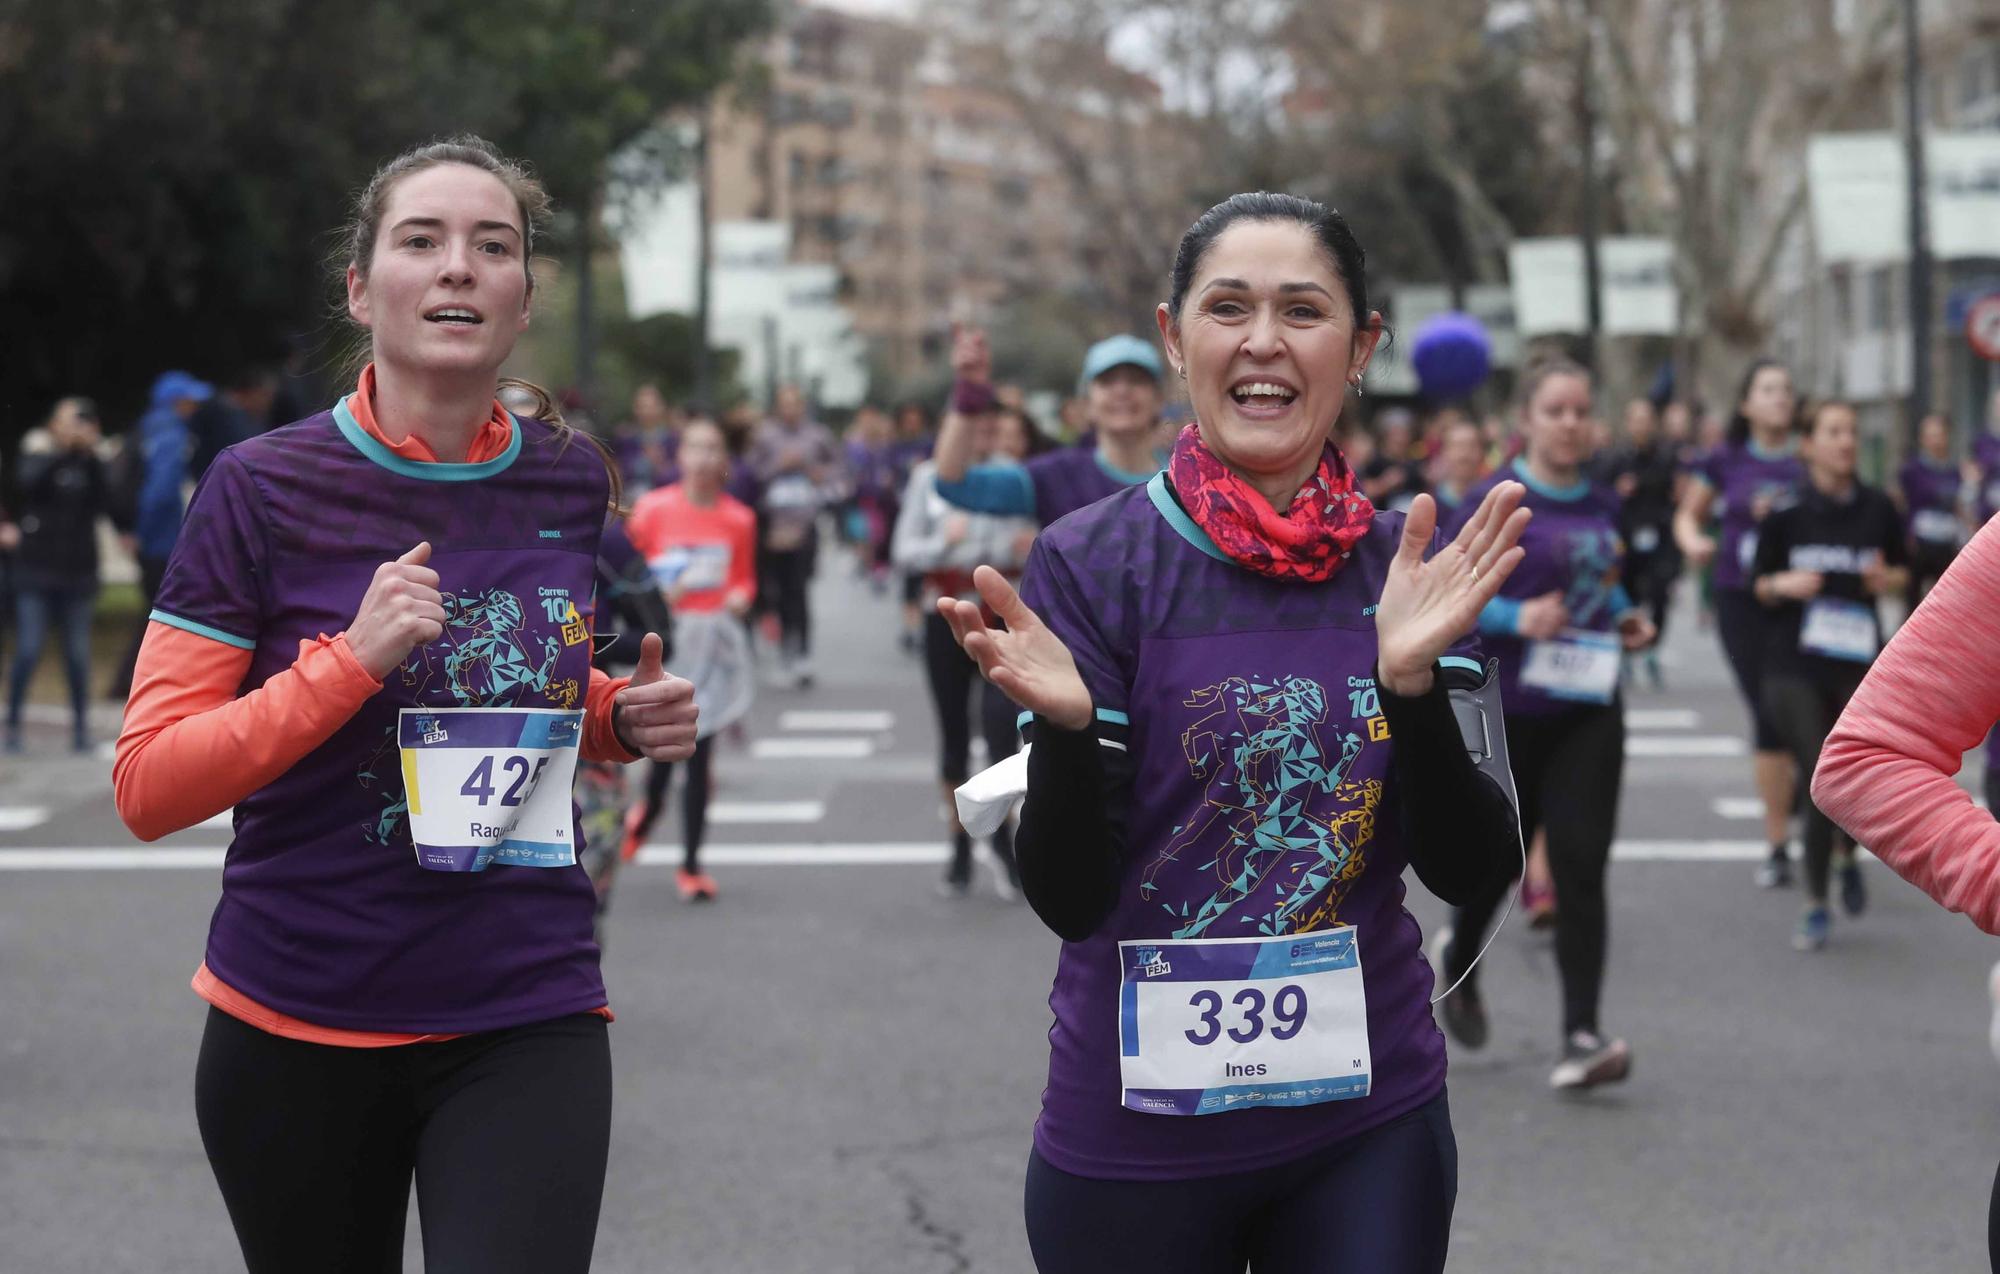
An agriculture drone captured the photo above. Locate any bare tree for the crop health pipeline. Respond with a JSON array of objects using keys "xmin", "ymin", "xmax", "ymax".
[{"xmin": 1567, "ymin": 0, "xmax": 1902, "ymax": 400}]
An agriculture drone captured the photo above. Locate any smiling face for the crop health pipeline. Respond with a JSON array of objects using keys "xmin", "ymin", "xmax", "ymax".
[
  {"xmin": 1086, "ymin": 365, "xmax": 1162, "ymax": 441},
  {"xmin": 678, "ymin": 419, "xmax": 729, "ymax": 491},
  {"xmin": 347, "ymin": 163, "xmax": 531, "ymax": 381},
  {"xmin": 1156, "ymin": 219, "xmax": 1381, "ymax": 497},
  {"xmin": 1522, "ymin": 371, "xmax": 1594, "ymax": 473}
]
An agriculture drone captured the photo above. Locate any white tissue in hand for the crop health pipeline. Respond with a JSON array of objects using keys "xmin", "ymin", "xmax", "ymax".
[{"xmin": 955, "ymin": 746, "xmax": 1030, "ymax": 838}]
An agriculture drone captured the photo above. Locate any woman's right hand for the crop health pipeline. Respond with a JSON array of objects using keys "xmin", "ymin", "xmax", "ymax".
[
  {"xmin": 1516, "ymin": 591, "xmax": 1571, "ymax": 641},
  {"xmin": 346, "ymin": 542, "xmax": 447, "ymax": 679},
  {"xmin": 1682, "ymin": 532, "xmax": 1717, "ymax": 568},
  {"xmin": 937, "ymin": 565, "xmax": 1092, "ymax": 732}
]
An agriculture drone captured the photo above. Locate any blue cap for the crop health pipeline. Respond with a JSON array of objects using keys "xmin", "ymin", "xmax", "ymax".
[
  {"xmin": 150, "ymin": 370, "xmax": 215, "ymax": 405},
  {"xmin": 1077, "ymin": 334, "xmax": 1163, "ymax": 393}
]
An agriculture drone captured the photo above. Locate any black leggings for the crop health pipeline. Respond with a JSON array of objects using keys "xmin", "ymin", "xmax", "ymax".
[
  {"xmin": 1761, "ymin": 670, "xmax": 1864, "ymax": 903},
  {"xmin": 1714, "ymin": 587, "xmax": 1784, "ymax": 752},
  {"xmin": 1625, "ymin": 546, "xmax": 1678, "ymax": 643},
  {"xmin": 1447, "ymin": 704, "xmax": 1624, "ymax": 1037},
  {"xmin": 1023, "ymin": 1091, "xmax": 1456, "ymax": 1274},
  {"xmin": 766, "ymin": 540, "xmax": 817, "ymax": 659},
  {"xmin": 923, "ymin": 611, "xmax": 1020, "ymax": 872},
  {"xmin": 195, "ymin": 1006, "xmax": 611, "ymax": 1274},
  {"xmin": 1908, "ymin": 541, "xmax": 1958, "ymax": 611},
  {"xmin": 631, "ymin": 735, "xmax": 715, "ymax": 872}
]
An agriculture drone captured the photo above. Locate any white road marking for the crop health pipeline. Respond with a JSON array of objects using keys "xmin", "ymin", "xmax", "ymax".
[
  {"xmin": 779, "ymin": 711, "xmax": 894, "ymax": 732},
  {"xmin": 708, "ymin": 801, "xmax": 825, "ymax": 824},
  {"xmin": 1626, "ymin": 735, "xmax": 1748, "ymax": 758},
  {"xmin": 1626, "ymin": 708, "xmax": 1701, "ymax": 730},
  {"xmin": 0, "ymin": 807, "xmax": 49, "ymax": 832},
  {"xmin": 750, "ymin": 738, "xmax": 875, "ymax": 760},
  {"xmin": 1711, "ymin": 797, "xmax": 1764, "ymax": 820},
  {"xmin": 0, "ymin": 840, "xmax": 1880, "ymax": 871}
]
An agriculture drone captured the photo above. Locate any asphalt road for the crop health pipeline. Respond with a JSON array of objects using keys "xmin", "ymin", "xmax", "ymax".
[{"xmin": 2, "ymin": 566, "xmax": 1995, "ymax": 1272}]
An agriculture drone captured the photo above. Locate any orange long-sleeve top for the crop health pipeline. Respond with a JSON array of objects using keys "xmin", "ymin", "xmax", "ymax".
[
  {"xmin": 623, "ymin": 482, "xmax": 758, "ymax": 614},
  {"xmin": 1813, "ymin": 514, "xmax": 2000, "ymax": 934},
  {"xmin": 117, "ymin": 377, "xmax": 630, "ymax": 1045}
]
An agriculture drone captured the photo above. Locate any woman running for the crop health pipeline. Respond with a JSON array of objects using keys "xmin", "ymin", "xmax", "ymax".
[
  {"xmin": 943, "ymin": 192, "xmax": 1528, "ymax": 1273},
  {"xmin": 1433, "ymin": 358, "xmax": 1654, "ymax": 1090},
  {"xmin": 893, "ymin": 400, "xmax": 1036, "ymax": 897},
  {"xmin": 113, "ymin": 136, "xmax": 698, "ymax": 1274},
  {"xmin": 1897, "ymin": 411, "xmax": 1967, "ymax": 609},
  {"xmin": 929, "ymin": 327, "xmax": 1167, "ymax": 527},
  {"xmin": 1750, "ymin": 399, "xmax": 1906, "ymax": 949},
  {"xmin": 1674, "ymin": 358, "xmax": 1805, "ymax": 888},
  {"xmin": 621, "ymin": 418, "xmax": 758, "ymax": 902}
]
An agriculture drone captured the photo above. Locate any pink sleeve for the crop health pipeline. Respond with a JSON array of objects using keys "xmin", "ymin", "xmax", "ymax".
[
  {"xmin": 1813, "ymin": 517, "xmax": 2000, "ymax": 933},
  {"xmin": 582, "ymin": 666, "xmax": 639, "ymax": 764},
  {"xmin": 114, "ymin": 623, "xmax": 382, "ymax": 842}
]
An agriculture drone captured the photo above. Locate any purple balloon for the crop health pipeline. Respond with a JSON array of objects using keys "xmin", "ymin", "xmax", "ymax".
[{"xmin": 1410, "ymin": 312, "xmax": 1492, "ymax": 399}]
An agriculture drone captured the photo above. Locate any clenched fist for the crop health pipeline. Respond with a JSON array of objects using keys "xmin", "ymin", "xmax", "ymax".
[
  {"xmin": 347, "ymin": 542, "xmax": 446, "ymax": 679},
  {"xmin": 613, "ymin": 633, "xmax": 700, "ymax": 762}
]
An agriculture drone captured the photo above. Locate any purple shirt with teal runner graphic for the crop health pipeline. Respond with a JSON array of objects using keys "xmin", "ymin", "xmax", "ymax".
[
  {"xmin": 151, "ymin": 402, "xmax": 612, "ymax": 1035},
  {"xmin": 1018, "ymin": 474, "xmax": 1477, "ymax": 1181}
]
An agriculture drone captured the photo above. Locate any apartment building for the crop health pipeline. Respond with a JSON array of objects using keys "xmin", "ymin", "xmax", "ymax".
[{"xmin": 706, "ymin": 4, "xmax": 1175, "ymax": 392}]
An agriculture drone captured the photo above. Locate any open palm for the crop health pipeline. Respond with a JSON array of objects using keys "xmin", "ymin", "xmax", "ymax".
[
  {"xmin": 937, "ymin": 566, "xmax": 1093, "ymax": 731},
  {"xmin": 1375, "ymin": 482, "xmax": 1532, "ymax": 691}
]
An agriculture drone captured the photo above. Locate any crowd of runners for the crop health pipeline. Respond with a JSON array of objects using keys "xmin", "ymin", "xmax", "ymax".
[{"xmin": 1, "ymin": 132, "xmax": 1988, "ymax": 1270}]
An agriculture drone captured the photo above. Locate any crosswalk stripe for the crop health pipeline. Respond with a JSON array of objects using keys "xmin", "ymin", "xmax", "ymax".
[
  {"xmin": 779, "ymin": 711, "xmax": 894, "ymax": 732},
  {"xmin": 1626, "ymin": 708, "xmax": 1701, "ymax": 730},
  {"xmin": 1626, "ymin": 735, "xmax": 1748, "ymax": 758},
  {"xmin": 750, "ymin": 738, "xmax": 875, "ymax": 760},
  {"xmin": 708, "ymin": 801, "xmax": 825, "ymax": 824},
  {"xmin": 0, "ymin": 807, "xmax": 50, "ymax": 832},
  {"xmin": 0, "ymin": 840, "xmax": 1876, "ymax": 871},
  {"xmin": 1711, "ymin": 797, "xmax": 1763, "ymax": 820}
]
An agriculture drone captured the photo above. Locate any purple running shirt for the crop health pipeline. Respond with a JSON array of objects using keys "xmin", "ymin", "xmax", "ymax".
[{"xmin": 1692, "ymin": 440, "xmax": 1804, "ymax": 592}]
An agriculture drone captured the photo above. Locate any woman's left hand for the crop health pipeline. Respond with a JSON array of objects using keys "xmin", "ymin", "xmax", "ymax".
[{"xmin": 1374, "ymin": 483, "xmax": 1531, "ymax": 696}]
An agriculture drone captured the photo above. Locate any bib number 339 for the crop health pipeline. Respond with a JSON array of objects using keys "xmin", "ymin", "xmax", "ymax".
[
  {"xmin": 1117, "ymin": 930, "xmax": 1371, "ymax": 1116},
  {"xmin": 399, "ymin": 708, "xmax": 583, "ymax": 872}
]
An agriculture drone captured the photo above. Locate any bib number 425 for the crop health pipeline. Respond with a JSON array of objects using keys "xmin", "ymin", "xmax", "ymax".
[
  {"xmin": 1183, "ymin": 984, "xmax": 1309, "ymax": 1046},
  {"xmin": 460, "ymin": 755, "xmax": 550, "ymax": 807}
]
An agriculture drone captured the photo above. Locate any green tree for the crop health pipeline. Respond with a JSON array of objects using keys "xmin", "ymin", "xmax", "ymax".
[{"xmin": 0, "ymin": 0, "xmax": 770, "ymax": 452}]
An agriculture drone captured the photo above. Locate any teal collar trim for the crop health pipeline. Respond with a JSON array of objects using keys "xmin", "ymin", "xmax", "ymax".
[
  {"xmin": 1147, "ymin": 472, "xmax": 1230, "ymax": 563},
  {"xmin": 1746, "ymin": 436, "xmax": 1799, "ymax": 463},
  {"xmin": 334, "ymin": 396, "xmax": 524, "ymax": 482},
  {"xmin": 1510, "ymin": 457, "xmax": 1590, "ymax": 502},
  {"xmin": 1096, "ymin": 449, "xmax": 1162, "ymax": 487}
]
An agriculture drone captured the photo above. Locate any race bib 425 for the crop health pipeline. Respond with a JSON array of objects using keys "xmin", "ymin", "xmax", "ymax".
[{"xmin": 399, "ymin": 708, "xmax": 583, "ymax": 872}]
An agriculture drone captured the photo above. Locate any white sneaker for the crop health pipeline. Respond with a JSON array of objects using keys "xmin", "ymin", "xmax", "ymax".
[{"xmin": 1549, "ymin": 1030, "xmax": 1631, "ymax": 1090}]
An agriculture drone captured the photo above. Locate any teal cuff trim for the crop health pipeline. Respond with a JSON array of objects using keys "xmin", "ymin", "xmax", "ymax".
[
  {"xmin": 150, "ymin": 609, "xmax": 255, "ymax": 650},
  {"xmin": 1096, "ymin": 450, "xmax": 1163, "ymax": 487},
  {"xmin": 1509, "ymin": 457, "xmax": 1591, "ymax": 502},
  {"xmin": 1438, "ymin": 655, "xmax": 1485, "ymax": 677},
  {"xmin": 1478, "ymin": 596, "xmax": 1523, "ymax": 636},
  {"xmin": 1017, "ymin": 707, "xmax": 1129, "ymax": 730},
  {"xmin": 334, "ymin": 397, "xmax": 524, "ymax": 482},
  {"xmin": 1147, "ymin": 473, "xmax": 1230, "ymax": 563}
]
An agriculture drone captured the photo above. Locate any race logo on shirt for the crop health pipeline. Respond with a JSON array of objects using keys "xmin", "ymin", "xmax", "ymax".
[{"xmin": 1143, "ymin": 675, "xmax": 1381, "ymax": 940}]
